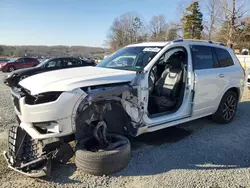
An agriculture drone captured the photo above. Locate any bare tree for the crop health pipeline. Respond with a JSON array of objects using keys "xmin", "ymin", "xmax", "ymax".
[
  {"xmin": 107, "ymin": 12, "xmax": 145, "ymax": 51},
  {"xmin": 207, "ymin": 0, "xmax": 221, "ymax": 40},
  {"xmin": 227, "ymin": 0, "xmax": 236, "ymax": 47},
  {"xmin": 220, "ymin": 0, "xmax": 248, "ymax": 48},
  {"xmin": 149, "ymin": 14, "xmax": 168, "ymax": 41}
]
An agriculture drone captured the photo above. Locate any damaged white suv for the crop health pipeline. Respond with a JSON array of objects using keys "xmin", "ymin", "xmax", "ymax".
[{"xmin": 4, "ymin": 40, "xmax": 245, "ymax": 177}]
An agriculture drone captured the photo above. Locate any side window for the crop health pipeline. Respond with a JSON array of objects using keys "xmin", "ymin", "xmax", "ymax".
[
  {"xmin": 25, "ymin": 58, "xmax": 33, "ymax": 62},
  {"xmin": 16, "ymin": 58, "xmax": 25, "ymax": 63},
  {"xmin": 149, "ymin": 47, "xmax": 186, "ymax": 86},
  {"xmin": 73, "ymin": 58, "xmax": 82, "ymax": 65},
  {"xmin": 46, "ymin": 59, "xmax": 62, "ymax": 68},
  {"xmin": 191, "ymin": 45, "xmax": 216, "ymax": 70},
  {"xmin": 214, "ymin": 47, "xmax": 234, "ymax": 67},
  {"xmin": 157, "ymin": 48, "xmax": 185, "ymax": 66},
  {"xmin": 63, "ymin": 58, "xmax": 76, "ymax": 66},
  {"xmin": 46, "ymin": 60, "xmax": 57, "ymax": 68}
]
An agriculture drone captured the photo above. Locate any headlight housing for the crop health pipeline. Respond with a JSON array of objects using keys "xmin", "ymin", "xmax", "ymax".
[{"xmin": 25, "ymin": 92, "xmax": 63, "ymax": 105}]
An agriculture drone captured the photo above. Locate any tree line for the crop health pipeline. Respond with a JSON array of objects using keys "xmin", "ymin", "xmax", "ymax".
[
  {"xmin": 0, "ymin": 45, "xmax": 108, "ymax": 58},
  {"xmin": 107, "ymin": 0, "xmax": 250, "ymax": 52}
]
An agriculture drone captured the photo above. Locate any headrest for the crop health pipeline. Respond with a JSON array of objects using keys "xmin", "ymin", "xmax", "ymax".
[{"xmin": 167, "ymin": 51, "xmax": 185, "ymax": 69}]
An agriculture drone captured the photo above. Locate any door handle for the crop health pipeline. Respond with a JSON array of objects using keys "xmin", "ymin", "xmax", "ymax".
[{"xmin": 219, "ymin": 74, "xmax": 224, "ymax": 78}]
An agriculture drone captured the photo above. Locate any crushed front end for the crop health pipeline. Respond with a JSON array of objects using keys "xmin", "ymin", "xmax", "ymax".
[
  {"xmin": 4, "ymin": 125, "xmax": 61, "ymax": 177},
  {"xmin": 3, "ymin": 86, "xmax": 79, "ymax": 177}
]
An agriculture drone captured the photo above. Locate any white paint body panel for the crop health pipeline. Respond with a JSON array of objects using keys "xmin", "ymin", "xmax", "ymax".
[
  {"xmin": 13, "ymin": 41, "xmax": 244, "ymax": 140},
  {"xmin": 13, "ymin": 88, "xmax": 87, "ymax": 139},
  {"xmin": 19, "ymin": 66, "xmax": 136, "ymax": 95}
]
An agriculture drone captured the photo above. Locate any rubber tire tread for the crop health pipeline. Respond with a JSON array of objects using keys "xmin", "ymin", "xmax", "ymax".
[
  {"xmin": 75, "ymin": 134, "xmax": 131, "ymax": 176},
  {"xmin": 212, "ymin": 90, "xmax": 238, "ymax": 124}
]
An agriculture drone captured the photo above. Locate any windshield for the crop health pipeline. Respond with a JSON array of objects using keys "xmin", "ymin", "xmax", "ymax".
[
  {"xmin": 37, "ymin": 59, "xmax": 50, "ymax": 67},
  {"xmin": 7, "ymin": 58, "xmax": 17, "ymax": 63},
  {"xmin": 97, "ymin": 46, "xmax": 163, "ymax": 71}
]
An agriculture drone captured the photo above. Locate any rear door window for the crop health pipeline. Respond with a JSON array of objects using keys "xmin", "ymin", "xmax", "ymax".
[
  {"xmin": 64, "ymin": 58, "xmax": 81, "ymax": 66},
  {"xmin": 25, "ymin": 58, "xmax": 34, "ymax": 62},
  {"xmin": 190, "ymin": 45, "xmax": 218, "ymax": 70},
  {"xmin": 213, "ymin": 47, "xmax": 234, "ymax": 67}
]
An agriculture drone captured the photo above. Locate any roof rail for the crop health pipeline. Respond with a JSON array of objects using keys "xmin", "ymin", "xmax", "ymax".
[{"xmin": 173, "ymin": 39, "xmax": 226, "ymax": 46}]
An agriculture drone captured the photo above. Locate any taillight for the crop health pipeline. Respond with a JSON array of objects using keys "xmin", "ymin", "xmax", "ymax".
[
  {"xmin": 241, "ymin": 64, "xmax": 246, "ymax": 81},
  {"xmin": 235, "ymin": 55, "xmax": 246, "ymax": 81}
]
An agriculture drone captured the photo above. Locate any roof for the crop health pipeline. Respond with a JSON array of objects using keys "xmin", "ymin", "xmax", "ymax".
[
  {"xmin": 126, "ymin": 41, "xmax": 169, "ymax": 47},
  {"xmin": 125, "ymin": 39, "xmax": 228, "ymax": 49}
]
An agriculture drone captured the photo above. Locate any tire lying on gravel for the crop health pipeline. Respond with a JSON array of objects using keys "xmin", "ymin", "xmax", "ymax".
[{"xmin": 75, "ymin": 134, "xmax": 131, "ymax": 176}]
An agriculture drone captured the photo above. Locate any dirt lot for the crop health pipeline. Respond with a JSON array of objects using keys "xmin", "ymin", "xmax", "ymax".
[{"xmin": 1, "ymin": 72, "xmax": 250, "ymax": 188}]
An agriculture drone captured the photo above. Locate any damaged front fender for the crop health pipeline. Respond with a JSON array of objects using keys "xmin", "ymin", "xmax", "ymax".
[{"xmin": 74, "ymin": 83, "xmax": 143, "ymax": 138}]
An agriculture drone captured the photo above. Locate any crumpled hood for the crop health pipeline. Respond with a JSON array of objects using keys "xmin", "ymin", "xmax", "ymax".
[{"xmin": 19, "ymin": 66, "xmax": 136, "ymax": 95}]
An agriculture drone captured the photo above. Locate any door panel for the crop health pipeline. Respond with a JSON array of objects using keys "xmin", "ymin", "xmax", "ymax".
[
  {"xmin": 22, "ymin": 58, "xmax": 31, "ymax": 68},
  {"xmin": 193, "ymin": 68, "xmax": 227, "ymax": 116},
  {"xmin": 15, "ymin": 58, "xmax": 25, "ymax": 69},
  {"xmin": 140, "ymin": 44, "xmax": 194, "ymax": 127},
  {"xmin": 191, "ymin": 45, "xmax": 227, "ymax": 116}
]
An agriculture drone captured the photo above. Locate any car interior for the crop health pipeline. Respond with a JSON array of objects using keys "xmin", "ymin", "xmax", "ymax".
[{"xmin": 147, "ymin": 48, "xmax": 188, "ymax": 115}]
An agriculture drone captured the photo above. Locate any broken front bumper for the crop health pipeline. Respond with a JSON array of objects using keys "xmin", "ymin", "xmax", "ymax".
[
  {"xmin": 10, "ymin": 87, "xmax": 86, "ymax": 140},
  {"xmin": 3, "ymin": 151, "xmax": 47, "ymax": 177},
  {"xmin": 3, "ymin": 125, "xmax": 58, "ymax": 177}
]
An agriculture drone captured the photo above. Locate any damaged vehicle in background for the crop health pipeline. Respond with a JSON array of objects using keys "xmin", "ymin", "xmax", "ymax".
[
  {"xmin": 4, "ymin": 39, "xmax": 245, "ymax": 177},
  {"xmin": 4, "ymin": 56, "xmax": 96, "ymax": 88}
]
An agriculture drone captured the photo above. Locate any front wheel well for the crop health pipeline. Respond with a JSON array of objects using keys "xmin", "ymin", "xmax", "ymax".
[{"xmin": 74, "ymin": 101, "xmax": 134, "ymax": 141}]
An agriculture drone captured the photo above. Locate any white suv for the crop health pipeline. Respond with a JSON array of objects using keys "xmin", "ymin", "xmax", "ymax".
[{"xmin": 4, "ymin": 40, "xmax": 245, "ymax": 177}]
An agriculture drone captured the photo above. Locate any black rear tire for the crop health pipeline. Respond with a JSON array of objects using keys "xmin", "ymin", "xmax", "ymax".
[
  {"xmin": 212, "ymin": 90, "xmax": 238, "ymax": 124},
  {"xmin": 75, "ymin": 134, "xmax": 131, "ymax": 176}
]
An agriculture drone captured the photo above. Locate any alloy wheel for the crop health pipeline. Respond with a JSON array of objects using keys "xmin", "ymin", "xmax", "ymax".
[{"xmin": 222, "ymin": 94, "xmax": 237, "ymax": 121}]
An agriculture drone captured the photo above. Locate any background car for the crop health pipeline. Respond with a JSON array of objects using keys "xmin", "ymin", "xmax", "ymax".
[
  {"xmin": 0, "ymin": 57, "xmax": 10, "ymax": 63},
  {"xmin": 0, "ymin": 57, "xmax": 40, "ymax": 72},
  {"xmin": 4, "ymin": 56, "xmax": 96, "ymax": 87},
  {"xmin": 247, "ymin": 73, "xmax": 250, "ymax": 89}
]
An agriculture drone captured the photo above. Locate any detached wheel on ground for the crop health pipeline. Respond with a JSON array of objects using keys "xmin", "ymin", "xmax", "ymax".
[
  {"xmin": 212, "ymin": 90, "xmax": 238, "ymax": 124},
  {"xmin": 75, "ymin": 134, "xmax": 131, "ymax": 176}
]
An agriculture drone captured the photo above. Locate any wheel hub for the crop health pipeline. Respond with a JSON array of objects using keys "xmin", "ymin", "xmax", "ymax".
[{"xmin": 223, "ymin": 94, "xmax": 236, "ymax": 120}]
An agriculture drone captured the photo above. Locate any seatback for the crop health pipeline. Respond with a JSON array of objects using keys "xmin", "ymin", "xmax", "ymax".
[{"xmin": 155, "ymin": 57, "xmax": 183, "ymax": 99}]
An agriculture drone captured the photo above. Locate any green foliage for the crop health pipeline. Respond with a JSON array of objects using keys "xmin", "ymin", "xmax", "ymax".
[
  {"xmin": 233, "ymin": 17, "xmax": 250, "ymax": 49},
  {"xmin": 108, "ymin": 12, "xmax": 145, "ymax": 51},
  {"xmin": 0, "ymin": 46, "xmax": 4, "ymax": 55},
  {"xmin": 181, "ymin": 1, "xmax": 203, "ymax": 39},
  {"xmin": 214, "ymin": 21, "xmax": 229, "ymax": 44},
  {"xmin": 166, "ymin": 28, "xmax": 178, "ymax": 41},
  {"xmin": 0, "ymin": 45, "xmax": 108, "ymax": 57},
  {"xmin": 214, "ymin": 17, "xmax": 250, "ymax": 50}
]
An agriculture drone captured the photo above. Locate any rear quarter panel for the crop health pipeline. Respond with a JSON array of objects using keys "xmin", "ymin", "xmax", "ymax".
[{"xmin": 213, "ymin": 50, "xmax": 245, "ymax": 112}]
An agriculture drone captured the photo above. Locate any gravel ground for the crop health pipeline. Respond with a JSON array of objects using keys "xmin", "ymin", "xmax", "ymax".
[{"xmin": 1, "ymin": 72, "xmax": 250, "ymax": 188}]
